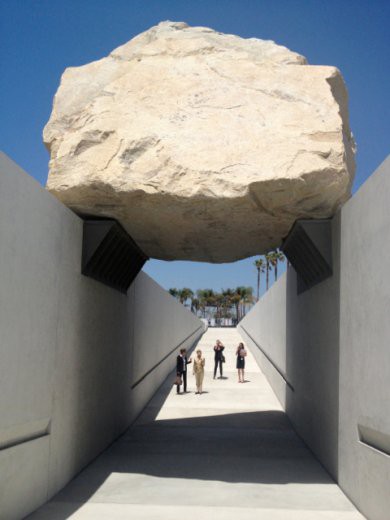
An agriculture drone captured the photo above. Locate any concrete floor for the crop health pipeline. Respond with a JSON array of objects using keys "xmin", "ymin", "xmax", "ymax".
[{"xmin": 28, "ymin": 328, "xmax": 365, "ymax": 520}]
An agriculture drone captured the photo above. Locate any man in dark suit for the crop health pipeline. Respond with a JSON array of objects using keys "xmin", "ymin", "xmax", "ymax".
[{"xmin": 176, "ymin": 348, "xmax": 192, "ymax": 394}]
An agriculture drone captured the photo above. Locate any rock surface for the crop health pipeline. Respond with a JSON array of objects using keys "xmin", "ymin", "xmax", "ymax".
[{"xmin": 44, "ymin": 21, "xmax": 355, "ymax": 262}]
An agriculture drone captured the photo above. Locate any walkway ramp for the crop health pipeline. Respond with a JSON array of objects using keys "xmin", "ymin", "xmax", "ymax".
[{"xmin": 28, "ymin": 328, "xmax": 364, "ymax": 520}]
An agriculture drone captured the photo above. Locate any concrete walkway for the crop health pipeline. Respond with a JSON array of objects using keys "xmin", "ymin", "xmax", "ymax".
[{"xmin": 29, "ymin": 328, "xmax": 365, "ymax": 519}]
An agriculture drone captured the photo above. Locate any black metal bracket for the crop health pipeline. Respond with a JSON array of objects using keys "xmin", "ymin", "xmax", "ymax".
[
  {"xmin": 281, "ymin": 219, "xmax": 333, "ymax": 293},
  {"xmin": 81, "ymin": 218, "xmax": 149, "ymax": 294}
]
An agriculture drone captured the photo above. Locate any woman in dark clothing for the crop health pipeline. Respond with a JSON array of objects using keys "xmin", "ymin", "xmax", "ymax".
[
  {"xmin": 213, "ymin": 339, "xmax": 225, "ymax": 379},
  {"xmin": 236, "ymin": 342, "xmax": 247, "ymax": 383}
]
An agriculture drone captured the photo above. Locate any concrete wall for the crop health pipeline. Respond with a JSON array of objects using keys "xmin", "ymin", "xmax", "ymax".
[
  {"xmin": 0, "ymin": 152, "xmax": 204, "ymax": 520},
  {"xmin": 338, "ymin": 157, "xmax": 390, "ymax": 520},
  {"xmin": 239, "ymin": 156, "xmax": 390, "ymax": 520},
  {"xmin": 238, "ymin": 274, "xmax": 288, "ymax": 409},
  {"xmin": 240, "ymin": 239, "xmax": 341, "ymax": 481}
]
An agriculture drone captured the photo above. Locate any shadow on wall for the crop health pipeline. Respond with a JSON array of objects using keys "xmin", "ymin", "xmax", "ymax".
[{"xmin": 284, "ymin": 213, "xmax": 342, "ymax": 481}]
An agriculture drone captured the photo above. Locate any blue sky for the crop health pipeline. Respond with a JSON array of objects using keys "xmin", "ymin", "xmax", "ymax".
[{"xmin": 1, "ymin": 0, "xmax": 389, "ymax": 295}]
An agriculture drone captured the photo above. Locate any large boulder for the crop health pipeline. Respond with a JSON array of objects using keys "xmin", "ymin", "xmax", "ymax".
[{"xmin": 44, "ymin": 21, "xmax": 355, "ymax": 262}]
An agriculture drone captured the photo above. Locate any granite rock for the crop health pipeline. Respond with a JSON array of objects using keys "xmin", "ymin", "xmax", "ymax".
[{"xmin": 44, "ymin": 21, "xmax": 355, "ymax": 262}]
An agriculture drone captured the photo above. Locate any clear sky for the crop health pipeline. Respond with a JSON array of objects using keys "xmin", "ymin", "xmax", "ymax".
[{"xmin": 1, "ymin": 0, "xmax": 389, "ymax": 296}]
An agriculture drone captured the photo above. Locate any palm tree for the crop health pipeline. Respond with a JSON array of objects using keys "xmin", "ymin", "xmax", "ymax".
[
  {"xmin": 265, "ymin": 252, "xmax": 273, "ymax": 291},
  {"xmin": 191, "ymin": 297, "xmax": 200, "ymax": 315},
  {"xmin": 197, "ymin": 289, "xmax": 214, "ymax": 306},
  {"xmin": 210, "ymin": 293, "xmax": 223, "ymax": 318},
  {"xmin": 195, "ymin": 290, "xmax": 207, "ymax": 318},
  {"xmin": 178, "ymin": 288, "xmax": 194, "ymax": 305},
  {"xmin": 231, "ymin": 291, "xmax": 242, "ymax": 323},
  {"xmin": 270, "ymin": 249, "xmax": 285, "ymax": 281},
  {"xmin": 199, "ymin": 300, "xmax": 206, "ymax": 318},
  {"xmin": 235, "ymin": 286, "xmax": 245, "ymax": 321},
  {"xmin": 220, "ymin": 288, "xmax": 235, "ymax": 323},
  {"xmin": 216, "ymin": 287, "xmax": 238, "ymax": 322},
  {"xmin": 197, "ymin": 289, "xmax": 215, "ymax": 319},
  {"xmin": 234, "ymin": 286, "xmax": 254, "ymax": 320},
  {"xmin": 254, "ymin": 258, "xmax": 265, "ymax": 301},
  {"xmin": 240, "ymin": 286, "xmax": 254, "ymax": 316},
  {"xmin": 222, "ymin": 288, "xmax": 234, "ymax": 309},
  {"xmin": 168, "ymin": 288, "xmax": 179, "ymax": 299}
]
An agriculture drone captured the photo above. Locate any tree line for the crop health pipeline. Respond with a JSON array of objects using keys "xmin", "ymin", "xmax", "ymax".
[
  {"xmin": 168, "ymin": 248, "xmax": 286, "ymax": 322},
  {"xmin": 168, "ymin": 286, "xmax": 253, "ymax": 323}
]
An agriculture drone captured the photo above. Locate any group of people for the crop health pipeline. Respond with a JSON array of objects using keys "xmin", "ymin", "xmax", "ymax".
[{"xmin": 175, "ymin": 340, "xmax": 247, "ymax": 394}]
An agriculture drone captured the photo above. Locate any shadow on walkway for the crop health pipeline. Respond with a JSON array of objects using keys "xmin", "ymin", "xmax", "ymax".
[
  {"xmin": 28, "ymin": 328, "xmax": 362, "ymax": 520},
  {"xmin": 28, "ymin": 404, "xmax": 336, "ymax": 519}
]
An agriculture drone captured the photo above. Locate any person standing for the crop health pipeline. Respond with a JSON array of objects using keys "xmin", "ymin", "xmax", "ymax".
[
  {"xmin": 193, "ymin": 349, "xmax": 205, "ymax": 394},
  {"xmin": 213, "ymin": 339, "xmax": 225, "ymax": 379},
  {"xmin": 236, "ymin": 342, "xmax": 247, "ymax": 383},
  {"xmin": 176, "ymin": 348, "xmax": 192, "ymax": 393}
]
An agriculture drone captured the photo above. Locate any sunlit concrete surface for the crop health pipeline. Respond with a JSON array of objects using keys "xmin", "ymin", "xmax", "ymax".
[{"xmin": 28, "ymin": 328, "xmax": 365, "ymax": 520}]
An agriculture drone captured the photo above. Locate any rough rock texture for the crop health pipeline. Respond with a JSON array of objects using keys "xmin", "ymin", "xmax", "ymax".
[{"xmin": 44, "ymin": 21, "xmax": 355, "ymax": 262}]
